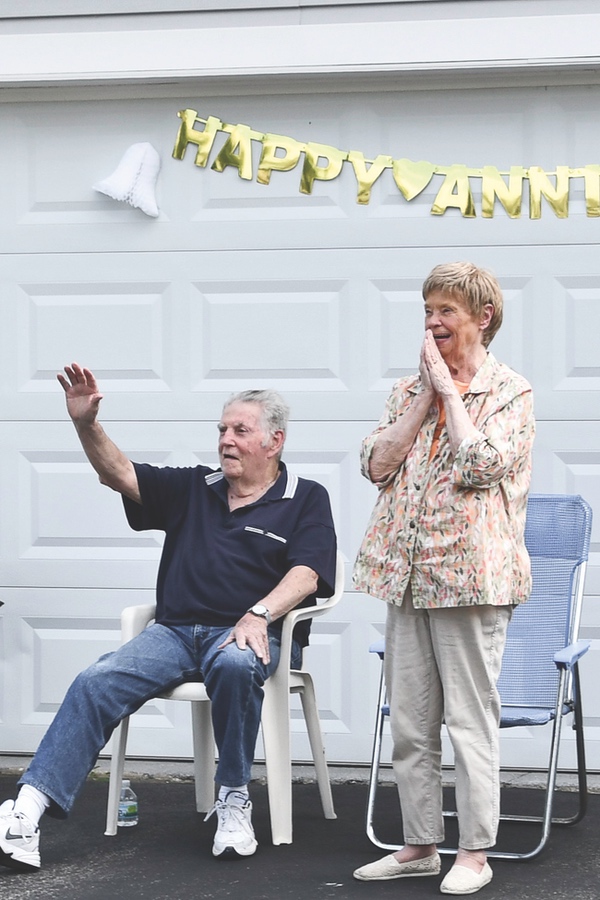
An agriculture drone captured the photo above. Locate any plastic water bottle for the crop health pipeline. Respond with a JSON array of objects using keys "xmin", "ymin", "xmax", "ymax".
[{"xmin": 118, "ymin": 779, "xmax": 138, "ymax": 827}]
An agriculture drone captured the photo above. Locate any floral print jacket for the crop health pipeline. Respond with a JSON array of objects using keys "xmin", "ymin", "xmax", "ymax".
[{"xmin": 353, "ymin": 352, "xmax": 535, "ymax": 609}]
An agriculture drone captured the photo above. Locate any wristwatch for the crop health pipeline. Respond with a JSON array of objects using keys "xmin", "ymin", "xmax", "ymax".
[{"xmin": 247, "ymin": 603, "xmax": 272, "ymax": 625}]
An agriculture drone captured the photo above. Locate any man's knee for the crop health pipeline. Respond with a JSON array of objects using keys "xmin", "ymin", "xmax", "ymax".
[
  {"xmin": 69, "ymin": 651, "xmax": 118, "ymax": 697},
  {"xmin": 207, "ymin": 644, "xmax": 267, "ymax": 689}
]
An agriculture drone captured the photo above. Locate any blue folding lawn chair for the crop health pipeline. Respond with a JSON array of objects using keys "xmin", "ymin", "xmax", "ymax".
[{"xmin": 364, "ymin": 493, "xmax": 593, "ymax": 860}]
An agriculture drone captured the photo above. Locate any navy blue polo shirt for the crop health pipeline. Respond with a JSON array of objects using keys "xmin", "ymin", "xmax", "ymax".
[{"xmin": 122, "ymin": 461, "xmax": 337, "ymax": 647}]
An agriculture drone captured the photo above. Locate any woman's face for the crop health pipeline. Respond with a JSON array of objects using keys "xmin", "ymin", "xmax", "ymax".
[{"xmin": 423, "ymin": 290, "xmax": 491, "ymax": 363}]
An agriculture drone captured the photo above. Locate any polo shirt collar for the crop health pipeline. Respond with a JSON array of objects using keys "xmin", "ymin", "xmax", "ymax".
[{"xmin": 205, "ymin": 461, "xmax": 297, "ymax": 502}]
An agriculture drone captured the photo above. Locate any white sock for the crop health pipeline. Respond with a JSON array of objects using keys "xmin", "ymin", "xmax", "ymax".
[
  {"xmin": 219, "ymin": 784, "xmax": 249, "ymax": 805},
  {"xmin": 14, "ymin": 784, "xmax": 51, "ymax": 827}
]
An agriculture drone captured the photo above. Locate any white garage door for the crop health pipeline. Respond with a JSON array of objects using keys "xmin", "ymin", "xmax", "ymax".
[{"xmin": 0, "ymin": 80, "xmax": 599, "ymax": 773}]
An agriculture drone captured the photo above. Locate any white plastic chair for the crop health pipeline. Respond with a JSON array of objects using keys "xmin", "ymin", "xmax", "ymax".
[{"xmin": 105, "ymin": 550, "xmax": 345, "ymax": 844}]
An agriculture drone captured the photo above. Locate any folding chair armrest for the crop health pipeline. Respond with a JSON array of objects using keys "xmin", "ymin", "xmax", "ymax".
[
  {"xmin": 369, "ymin": 639, "xmax": 385, "ymax": 658},
  {"xmin": 554, "ymin": 639, "xmax": 591, "ymax": 670},
  {"xmin": 121, "ymin": 603, "xmax": 157, "ymax": 644}
]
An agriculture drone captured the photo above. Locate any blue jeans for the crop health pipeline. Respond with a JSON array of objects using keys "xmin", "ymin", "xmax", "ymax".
[{"xmin": 20, "ymin": 623, "xmax": 301, "ymax": 818}]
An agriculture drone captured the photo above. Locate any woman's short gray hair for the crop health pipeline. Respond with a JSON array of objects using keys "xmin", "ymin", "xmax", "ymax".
[{"xmin": 223, "ymin": 389, "xmax": 289, "ymax": 449}]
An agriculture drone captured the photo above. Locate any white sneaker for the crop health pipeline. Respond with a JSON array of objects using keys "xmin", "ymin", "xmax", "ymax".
[
  {"xmin": 205, "ymin": 792, "xmax": 258, "ymax": 858},
  {"xmin": 0, "ymin": 800, "xmax": 41, "ymax": 871}
]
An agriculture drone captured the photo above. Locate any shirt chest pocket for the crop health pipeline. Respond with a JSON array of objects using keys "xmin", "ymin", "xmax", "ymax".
[{"xmin": 244, "ymin": 526, "xmax": 287, "ymax": 544}]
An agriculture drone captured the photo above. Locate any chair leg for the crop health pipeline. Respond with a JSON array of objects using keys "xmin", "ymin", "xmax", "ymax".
[
  {"xmin": 297, "ymin": 674, "xmax": 336, "ymax": 819},
  {"xmin": 551, "ymin": 664, "xmax": 588, "ymax": 827},
  {"xmin": 190, "ymin": 700, "xmax": 216, "ymax": 813},
  {"xmin": 261, "ymin": 675, "xmax": 293, "ymax": 845},
  {"xmin": 104, "ymin": 717, "xmax": 130, "ymax": 836},
  {"xmin": 366, "ymin": 669, "xmax": 396, "ymax": 850},
  {"xmin": 571, "ymin": 670, "xmax": 589, "ymax": 824},
  {"xmin": 478, "ymin": 669, "xmax": 571, "ymax": 861}
]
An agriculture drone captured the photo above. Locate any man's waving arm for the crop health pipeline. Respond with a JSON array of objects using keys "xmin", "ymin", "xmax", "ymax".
[{"xmin": 57, "ymin": 362, "xmax": 141, "ymax": 504}]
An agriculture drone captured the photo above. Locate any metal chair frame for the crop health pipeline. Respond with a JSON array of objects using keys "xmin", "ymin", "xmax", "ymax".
[{"xmin": 365, "ymin": 494, "xmax": 593, "ymax": 860}]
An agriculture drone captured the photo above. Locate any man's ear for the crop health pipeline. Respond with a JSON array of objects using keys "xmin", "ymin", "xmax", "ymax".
[{"xmin": 267, "ymin": 429, "xmax": 285, "ymax": 458}]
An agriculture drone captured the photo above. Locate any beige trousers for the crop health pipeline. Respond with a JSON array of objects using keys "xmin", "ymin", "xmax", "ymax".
[{"xmin": 384, "ymin": 589, "xmax": 512, "ymax": 850}]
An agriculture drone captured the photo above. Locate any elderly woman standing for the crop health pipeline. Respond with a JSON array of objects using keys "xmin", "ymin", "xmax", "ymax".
[{"xmin": 353, "ymin": 263, "xmax": 535, "ymax": 895}]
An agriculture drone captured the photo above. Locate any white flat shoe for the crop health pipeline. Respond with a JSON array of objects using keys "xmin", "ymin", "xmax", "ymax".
[
  {"xmin": 353, "ymin": 851, "xmax": 441, "ymax": 881},
  {"xmin": 440, "ymin": 862, "xmax": 493, "ymax": 894}
]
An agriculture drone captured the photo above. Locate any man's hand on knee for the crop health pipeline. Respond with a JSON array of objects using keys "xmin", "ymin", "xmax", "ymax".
[{"xmin": 218, "ymin": 615, "xmax": 270, "ymax": 664}]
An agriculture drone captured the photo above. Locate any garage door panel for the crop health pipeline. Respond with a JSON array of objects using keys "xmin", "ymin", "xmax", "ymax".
[
  {"xmin": 367, "ymin": 277, "xmax": 423, "ymax": 389},
  {"xmin": 7, "ymin": 99, "xmax": 171, "ymax": 230},
  {"xmin": 19, "ymin": 451, "xmax": 164, "ymax": 556},
  {"xmin": 531, "ymin": 421, "xmax": 600, "ymax": 595},
  {"xmin": 190, "ymin": 278, "xmax": 350, "ymax": 393},
  {"xmin": 17, "ymin": 279, "xmax": 176, "ymax": 394},
  {"xmin": 0, "ymin": 587, "xmax": 147, "ymax": 753},
  {"xmin": 553, "ymin": 277, "xmax": 600, "ymax": 391},
  {"xmin": 0, "ymin": 423, "xmax": 168, "ymax": 589},
  {"xmin": 19, "ymin": 618, "xmax": 120, "ymax": 725}
]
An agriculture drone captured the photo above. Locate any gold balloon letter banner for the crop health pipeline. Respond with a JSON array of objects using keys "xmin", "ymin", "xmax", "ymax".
[{"xmin": 173, "ymin": 109, "xmax": 600, "ymax": 218}]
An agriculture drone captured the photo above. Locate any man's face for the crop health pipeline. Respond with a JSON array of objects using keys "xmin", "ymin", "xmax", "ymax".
[{"xmin": 218, "ymin": 401, "xmax": 277, "ymax": 484}]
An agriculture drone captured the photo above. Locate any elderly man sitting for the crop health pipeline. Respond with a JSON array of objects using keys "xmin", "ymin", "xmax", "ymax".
[{"xmin": 0, "ymin": 364, "xmax": 337, "ymax": 871}]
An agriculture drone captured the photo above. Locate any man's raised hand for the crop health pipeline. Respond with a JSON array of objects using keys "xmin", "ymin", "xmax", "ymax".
[{"xmin": 57, "ymin": 363, "xmax": 104, "ymax": 427}]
